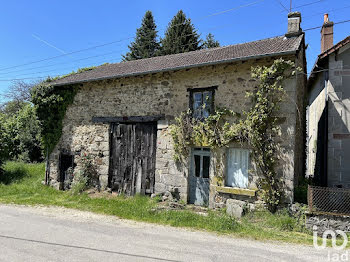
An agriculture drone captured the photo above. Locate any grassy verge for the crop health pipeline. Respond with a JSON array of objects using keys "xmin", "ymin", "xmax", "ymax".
[{"xmin": 0, "ymin": 161, "xmax": 331, "ymax": 246}]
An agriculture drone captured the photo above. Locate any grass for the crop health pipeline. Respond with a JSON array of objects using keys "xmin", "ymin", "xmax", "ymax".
[{"xmin": 0, "ymin": 161, "xmax": 337, "ymax": 246}]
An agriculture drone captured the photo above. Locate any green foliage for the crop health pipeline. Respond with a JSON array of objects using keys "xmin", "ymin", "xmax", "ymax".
[
  {"xmin": 31, "ymin": 82, "xmax": 78, "ymax": 153},
  {"xmin": 0, "ymin": 115, "xmax": 7, "ymax": 176},
  {"xmin": 170, "ymin": 59, "xmax": 298, "ymax": 212},
  {"xmin": 0, "ymin": 161, "xmax": 323, "ymax": 245},
  {"xmin": 161, "ymin": 10, "xmax": 201, "ymax": 55},
  {"xmin": 70, "ymin": 153, "xmax": 99, "ymax": 194},
  {"xmin": 242, "ymin": 58, "xmax": 298, "ymax": 212},
  {"xmin": 0, "ymin": 102, "xmax": 42, "ymax": 162},
  {"xmin": 170, "ymin": 108, "xmax": 241, "ymax": 162},
  {"xmin": 70, "ymin": 171, "xmax": 89, "ymax": 195},
  {"xmin": 202, "ymin": 33, "xmax": 220, "ymax": 48},
  {"xmin": 241, "ymin": 209, "xmax": 307, "ymax": 233},
  {"xmin": 123, "ymin": 11, "xmax": 161, "ymax": 61}
]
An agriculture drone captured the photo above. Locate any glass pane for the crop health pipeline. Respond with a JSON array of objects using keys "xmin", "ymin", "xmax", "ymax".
[
  {"xmin": 202, "ymin": 91, "xmax": 212, "ymax": 118},
  {"xmin": 194, "ymin": 155, "xmax": 201, "ymax": 177},
  {"xmin": 203, "ymin": 156, "xmax": 210, "ymax": 178},
  {"xmin": 192, "ymin": 92, "xmax": 203, "ymax": 119}
]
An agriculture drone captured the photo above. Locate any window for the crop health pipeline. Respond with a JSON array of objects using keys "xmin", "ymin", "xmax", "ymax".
[
  {"xmin": 189, "ymin": 87, "xmax": 216, "ymax": 119},
  {"xmin": 192, "ymin": 148, "xmax": 211, "ymax": 179},
  {"xmin": 226, "ymin": 148, "xmax": 249, "ymax": 188}
]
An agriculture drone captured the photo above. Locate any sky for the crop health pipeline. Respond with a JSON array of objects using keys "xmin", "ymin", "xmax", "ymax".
[{"xmin": 0, "ymin": 0, "xmax": 349, "ymax": 101}]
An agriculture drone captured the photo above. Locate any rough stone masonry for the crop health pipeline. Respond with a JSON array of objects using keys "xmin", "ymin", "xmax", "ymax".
[{"xmin": 48, "ymin": 50, "xmax": 306, "ymax": 209}]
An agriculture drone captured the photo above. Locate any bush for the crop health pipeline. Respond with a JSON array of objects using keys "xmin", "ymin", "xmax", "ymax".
[
  {"xmin": 70, "ymin": 171, "xmax": 89, "ymax": 195},
  {"xmin": 69, "ymin": 153, "xmax": 99, "ymax": 194},
  {"xmin": 0, "ymin": 102, "xmax": 42, "ymax": 162}
]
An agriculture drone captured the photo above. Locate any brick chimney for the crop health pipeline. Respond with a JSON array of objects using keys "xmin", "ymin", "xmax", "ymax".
[
  {"xmin": 321, "ymin": 13, "xmax": 334, "ymax": 53},
  {"xmin": 285, "ymin": 12, "xmax": 302, "ymax": 37}
]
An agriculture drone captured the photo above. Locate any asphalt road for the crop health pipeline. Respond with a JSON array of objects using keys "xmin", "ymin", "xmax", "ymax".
[{"xmin": 0, "ymin": 205, "xmax": 335, "ymax": 262}]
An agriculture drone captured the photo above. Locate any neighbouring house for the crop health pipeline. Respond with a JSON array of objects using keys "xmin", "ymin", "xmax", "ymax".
[
  {"xmin": 48, "ymin": 12, "xmax": 307, "ymax": 208},
  {"xmin": 306, "ymin": 14, "xmax": 350, "ymax": 216},
  {"xmin": 307, "ymin": 14, "xmax": 350, "ymax": 188}
]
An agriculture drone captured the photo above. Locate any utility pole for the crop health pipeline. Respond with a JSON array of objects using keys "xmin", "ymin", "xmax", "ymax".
[{"xmin": 290, "ymin": 0, "xmax": 292, "ymax": 12}]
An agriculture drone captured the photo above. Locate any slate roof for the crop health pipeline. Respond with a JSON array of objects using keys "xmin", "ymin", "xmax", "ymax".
[{"xmin": 53, "ymin": 35, "xmax": 304, "ymax": 86}]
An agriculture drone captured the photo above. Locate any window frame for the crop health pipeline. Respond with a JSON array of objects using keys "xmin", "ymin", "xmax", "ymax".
[
  {"xmin": 192, "ymin": 147, "xmax": 211, "ymax": 179},
  {"xmin": 225, "ymin": 148, "xmax": 250, "ymax": 189},
  {"xmin": 188, "ymin": 86, "xmax": 217, "ymax": 120}
]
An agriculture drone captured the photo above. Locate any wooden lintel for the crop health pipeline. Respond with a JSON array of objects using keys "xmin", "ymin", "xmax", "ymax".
[
  {"xmin": 186, "ymin": 86, "xmax": 218, "ymax": 92},
  {"xmin": 92, "ymin": 115, "xmax": 165, "ymax": 123}
]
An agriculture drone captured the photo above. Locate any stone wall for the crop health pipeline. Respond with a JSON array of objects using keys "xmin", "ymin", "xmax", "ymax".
[
  {"xmin": 306, "ymin": 213, "xmax": 350, "ymax": 234},
  {"xmin": 48, "ymin": 54, "xmax": 305, "ymax": 205}
]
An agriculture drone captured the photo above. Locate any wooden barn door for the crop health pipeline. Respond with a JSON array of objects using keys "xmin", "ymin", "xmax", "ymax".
[{"xmin": 109, "ymin": 122, "xmax": 157, "ymax": 195}]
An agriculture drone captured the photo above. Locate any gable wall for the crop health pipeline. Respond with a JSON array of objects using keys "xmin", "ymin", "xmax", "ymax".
[{"xmin": 327, "ymin": 46, "xmax": 350, "ymax": 187}]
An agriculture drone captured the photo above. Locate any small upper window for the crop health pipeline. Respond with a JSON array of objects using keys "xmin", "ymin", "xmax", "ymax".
[{"xmin": 189, "ymin": 87, "xmax": 216, "ymax": 119}]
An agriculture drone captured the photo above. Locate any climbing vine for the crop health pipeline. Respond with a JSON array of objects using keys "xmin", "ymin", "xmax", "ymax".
[
  {"xmin": 31, "ymin": 81, "xmax": 78, "ymax": 154},
  {"xmin": 170, "ymin": 58, "xmax": 299, "ymax": 212},
  {"xmin": 170, "ymin": 108, "xmax": 241, "ymax": 162}
]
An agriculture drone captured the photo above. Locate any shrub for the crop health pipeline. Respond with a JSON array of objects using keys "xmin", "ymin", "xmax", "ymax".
[
  {"xmin": 70, "ymin": 170, "xmax": 89, "ymax": 195},
  {"xmin": 69, "ymin": 153, "xmax": 99, "ymax": 195}
]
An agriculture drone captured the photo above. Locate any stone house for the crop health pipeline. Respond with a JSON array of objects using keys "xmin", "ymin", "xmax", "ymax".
[
  {"xmin": 307, "ymin": 14, "xmax": 350, "ymax": 189},
  {"xmin": 49, "ymin": 13, "xmax": 307, "ymax": 208}
]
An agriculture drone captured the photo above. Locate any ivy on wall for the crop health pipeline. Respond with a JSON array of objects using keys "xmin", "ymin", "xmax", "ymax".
[
  {"xmin": 31, "ymin": 82, "xmax": 78, "ymax": 154},
  {"xmin": 170, "ymin": 58, "xmax": 299, "ymax": 212}
]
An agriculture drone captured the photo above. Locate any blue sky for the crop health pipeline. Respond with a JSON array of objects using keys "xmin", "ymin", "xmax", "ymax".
[{"xmin": 0, "ymin": 0, "xmax": 349, "ymax": 100}]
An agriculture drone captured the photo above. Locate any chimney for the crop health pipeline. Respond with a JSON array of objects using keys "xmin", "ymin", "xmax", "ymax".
[
  {"xmin": 285, "ymin": 12, "xmax": 302, "ymax": 37},
  {"xmin": 321, "ymin": 13, "xmax": 334, "ymax": 53}
]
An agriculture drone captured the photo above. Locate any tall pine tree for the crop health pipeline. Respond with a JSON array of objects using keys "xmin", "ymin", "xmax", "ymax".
[
  {"xmin": 202, "ymin": 33, "xmax": 220, "ymax": 49},
  {"xmin": 161, "ymin": 10, "xmax": 201, "ymax": 55},
  {"xmin": 123, "ymin": 11, "xmax": 160, "ymax": 61}
]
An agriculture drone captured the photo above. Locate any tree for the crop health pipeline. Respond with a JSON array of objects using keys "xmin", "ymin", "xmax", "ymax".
[
  {"xmin": 202, "ymin": 33, "xmax": 220, "ymax": 49},
  {"xmin": 2, "ymin": 80, "xmax": 35, "ymax": 102},
  {"xmin": 161, "ymin": 10, "xmax": 201, "ymax": 55},
  {"xmin": 1, "ymin": 102, "xmax": 42, "ymax": 162},
  {"xmin": 0, "ymin": 113, "xmax": 7, "ymax": 175},
  {"xmin": 122, "ymin": 11, "xmax": 160, "ymax": 61}
]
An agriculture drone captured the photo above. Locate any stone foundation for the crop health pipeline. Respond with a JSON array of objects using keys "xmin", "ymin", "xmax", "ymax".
[{"xmin": 306, "ymin": 213, "xmax": 350, "ymax": 234}]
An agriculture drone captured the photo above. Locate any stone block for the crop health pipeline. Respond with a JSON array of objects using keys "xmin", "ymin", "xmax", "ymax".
[
  {"xmin": 226, "ymin": 199, "xmax": 247, "ymax": 218},
  {"xmin": 99, "ymin": 175, "xmax": 108, "ymax": 190}
]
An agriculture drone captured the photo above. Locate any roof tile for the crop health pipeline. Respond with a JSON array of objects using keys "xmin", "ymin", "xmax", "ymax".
[{"xmin": 53, "ymin": 35, "xmax": 303, "ymax": 86}]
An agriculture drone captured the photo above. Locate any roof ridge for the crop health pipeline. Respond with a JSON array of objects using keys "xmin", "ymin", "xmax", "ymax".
[
  {"xmin": 53, "ymin": 34, "xmax": 303, "ymax": 86},
  {"xmin": 72, "ymin": 35, "xmax": 291, "ymax": 73}
]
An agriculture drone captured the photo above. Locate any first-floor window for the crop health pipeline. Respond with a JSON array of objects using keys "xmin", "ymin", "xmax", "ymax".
[{"xmin": 226, "ymin": 148, "xmax": 249, "ymax": 188}]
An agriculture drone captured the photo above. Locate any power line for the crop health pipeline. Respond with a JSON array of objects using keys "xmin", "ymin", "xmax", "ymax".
[
  {"xmin": 275, "ymin": 0, "xmax": 289, "ymax": 12},
  {"xmin": 0, "ymin": 0, "xmax": 265, "ymax": 73},
  {"xmin": 0, "ymin": 23, "xmax": 232, "ymax": 77},
  {"xmin": 2, "ymin": 14, "xmax": 349, "ymax": 82},
  {"xmin": 1, "ymin": 18, "xmax": 350, "ymax": 82},
  {"xmin": 304, "ymin": 19, "xmax": 350, "ymax": 31},
  {"xmin": 303, "ymin": 5, "xmax": 350, "ymax": 19},
  {"xmin": 0, "ymin": 58, "xmax": 121, "ymax": 79},
  {"xmin": 292, "ymin": 0, "xmax": 325, "ymax": 10},
  {"xmin": 0, "ymin": 49, "xmax": 127, "ymax": 76},
  {"xmin": 0, "ymin": 36, "xmax": 135, "ymax": 72},
  {"xmin": 198, "ymin": 0, "xmax": 265, "ymax": 19}
]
